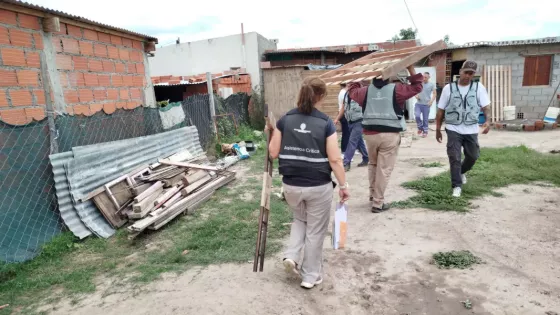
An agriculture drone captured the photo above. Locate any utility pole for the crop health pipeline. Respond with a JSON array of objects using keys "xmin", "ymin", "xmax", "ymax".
[{"xmin": 206, "ymin": 72, "xmax": 217, "ymax": 134}]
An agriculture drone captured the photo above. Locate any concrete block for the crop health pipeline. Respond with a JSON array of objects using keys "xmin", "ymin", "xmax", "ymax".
[
  {"xmin": 541, "ymin": 100, "xmax": 554, "ymax": 106},
  {"xmin": 522, "ymin": 95, "xmax": 535, "ymax": 101},
  {"xmin": 492, "ymin": 52, "xmax": 507, "ymax": 59},
  {"xmin": 526, "ymin": 46, "xmax": 539, "ymax": 54},
  {"xmin": 553, "ymin": 68, "xmax": 560, "ymax": 75},
  {"xmin": 479, "ymin": 53, "xmax": 493, "ymax": 60},
  {"xmin": 515, "ymin": 89, "xmax": 529, "ymax": 95},
  {"xmin": 512, "ymin": 57, "xmax": 525, "ymax": 65},
  {"xmin": 499, "ymin": 46, "xmax": 515, "ymax": 52},
  {"xmin": 514, "ymin": 100, "xmax": 528, "ymax": 106},
  {"xmin": 541, "ymin": 88, "xmax": 556, "ymax": 95},
  {"xmin": 498, "ymin": 58, "xmax": 512, "ymax": 65},
  {"xmin": 525, "ymin": 112, "xmax": 539, "ymax": 119},
  {"xmin": 511, "ymin": 70, "xmax": 523, "ymax": 77},
  {"xmin": 513, "ymin": 95, "xmax": 522, "ymax": 101},
  {"xmin": 529, "ymin": 89, "xmax": 542, "ymax": 96},
  {"xmin": 534, "ymin": 95, "xmax": 549, "ymax": 101},
  {"xmin": 473, "ymin": 47, "xmax": 487, "ymax": 53},
  {"xmin": 487, "ymin": 59, "xmax": 499, "ymax": 65}
]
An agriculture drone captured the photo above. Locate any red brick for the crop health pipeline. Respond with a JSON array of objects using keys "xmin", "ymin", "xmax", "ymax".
[
  {"xmin": 79, "ymin": 41, "xmax": 94, "ymax": 56},
  {"xmin": 9, "ymin": 29, "xmax": 33, "ymax": 48},
  {"xmin": 136, "ymin": 63, "xmax": 145, "ymax": 74},
  {"xmin": 0, "ymin": 69, "xmax": 18, "ymax": 86},
  {"xmin": 94, "ymin": 44, "xmax": 107, "ymax": 58},
  {"xmin": 97, "ymin": 74, "xmax": 111, "ymax": 86},
  {"xmin": 115, "ymin": 62, "xmax": 125, "ymax": 73},
  {"xmin": 84, "ymin": 73, "xmax": 99, "ymax": 86},
  {"xmin": 107, "ymin": 89, "xmax": 119, "ymax": 100},
  {"xmin": 83, "ymin": 29, "xmax": 98, "ymax": 41},
  {"xmin": 129, "ymin": 51, "xmax": 143, "ymax": 62},
  {"xmin": 18, "ymin": 14, "xmax": 41, "ymax": 30},
  {"xmin": 64, "ymin": 90, "xmax": 79, "ymax": 103},
  {"xmin": 107, "ymin": 46, "xmax": 119, "ymax": 59},
  {"xmin": 58, "ymin": 72, "xmax": 69, "ymax": 87},
  {"xmin": 1, "ymin": 48, "xmax": 26, "ymax": 67},
  {"xmin": 33, "ymin": 33, "xmax": 43, "ymax": 49},
  {"xmin": 73, "ymin": 104, "xmax": 91, "ymax": 116},
  {"xmin": 127, "ymin": 63, "xmax": 136, "ymax": 74},
  {"xmin": 111, "ymin": 75, "xmax": 123, "ymax": 87},
  {"xmin": 93, "ymin": 89, "xmax": 106, "ymax": 101},
  {"xmin": 10, "ymin": 90, "xmax": 33, "ymax": 106},
  {"xmin": 116, "ymin": 101, "xmax": 127, "ymax": 109},
  {"xmin": 102, "ymin": 61, "xmax": 115, "ymax": 72},
  {"xmin": 110, "ymin": 35, "xmax": 123, "ymax": 46},
  {"xmin": 54, "ymin": 23, "xmax": 67, "ymax": 35},
  {"xmin": 61, "ymin": 38, "xmax": 80, "ymax": 54},
  {"xmin": 0, "ymin": 26, "xmax": 9, "ymax": 45},
  {"xmin": 73, "ymin": 56, "xmax": 88, "ymax": 71},
  {"xmin": 523, "ymin": 124, "xmax": 535, "ymax": 131},
  {"xmin": 0, "ymin": 108, "xmax": 30, "ymax": 125},
  {"xmin": 56, "ymin": 54, "xmax": 72, "ymax": 70},
  {"xmin": 122, "ymin": 38, "xmax": 132, "ymax": 48},
  {"xmin": 51, "ymin": 37, "xmax": 63, "ymax": 52},
  {"xmin": 67, "ymin": 25, "xmax": 82, "ymax": 38},
  {"xmin": 88, "ymin": 59, "xmax": 103, "ymax": 72},
  {"xmin": 26, "ymin": 51, "xmax": 40, "ymax": 68},
  {"xmin": 0, "ymin": 9, "xmax": 17, "ymax": 25},
  {"xmin": 126, "ymin": 101, "xmax": 141, "ymax": 109},
  {"xmin": 16, "ymin": 70, "xmax": 39, "ymax": 86},
  {"xmin": 132, "ymin": 40, "xmax": 143, "ymax": 50},
  {"xmin": 119, "ymin": 49, "xmax": 130, "ymax": 61},
  {"xmin": 133, "ymin": 76, "xmax": 144, "ymax": 87},
  {"xmin": 123, "ymin": 75, "xmax": 134, "ymax": 87},
  {"xmin": 25, "ymin": 107, "xmax": 46, "ymax": 121},
  {"xmin": 34, "ymin": 90, "xmax": 46, "ymax": 105},
  {"xmin": 0, "ymin": 89, "xmax": 8, "ymax": 107},
  {"xmin": 98, "ymin": 32, "xmax": 111, "ymax": 43},
  {"xmin": 130, "ymin": 88, "xmax": 142, "ymax": 100},
  {"xmin": 78, "ymin": 89, "xmax": 93, "ymax": 102},
  {"xmin": 103, "ymin": 102, "xmax": 116, "ymax": 114},
  {"xmin": 68, "ymin": 73, "xmax": 85, "ymax": 87},
  {"xmin": 90, "ymin": 103, "xmax": 103, "ymax": 114},
  {"xmin": 119, "ymin": 89, "xmax": 129, "ymax": 100}
]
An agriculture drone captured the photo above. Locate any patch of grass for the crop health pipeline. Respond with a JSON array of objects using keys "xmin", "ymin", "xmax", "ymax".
[
  {"xmin": 420, "ymin": 162, "xmax": 444, "ymax": 168},
  {"xmin": 432, "ymin": 250, "xmax": 482, "ymax": 269},
  {"xmin": 0, "ymin": 127, "xmax": 292, "ymax": 313},
  {"xmin": 393, "ymin": 146, "xmax": 560, "ymax": 211}
]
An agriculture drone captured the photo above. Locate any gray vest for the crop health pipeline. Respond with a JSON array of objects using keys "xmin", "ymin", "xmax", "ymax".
[
  {"xmin": 344, "ymin": 92, "xmax": 363, "ymax": 123},
  {"xmin": 445, "ymin": 81, "xmax": 480, "ymax": 125},
  {"xmin": 278, "ymin": 109, "xmax": 332, "ymax": 178},
  {"xmin": 362, "ymin": 83, "xmax": 406, "ymax": 132}
]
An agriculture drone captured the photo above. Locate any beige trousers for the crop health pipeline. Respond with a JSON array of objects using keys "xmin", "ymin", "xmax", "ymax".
[
  {"xmin": 283, "ymin": 182, "xmax": 333, "ymax": 283},
  {"xmin": 364, "ymin": 132, "xmax": 401, "ymax": 208}
]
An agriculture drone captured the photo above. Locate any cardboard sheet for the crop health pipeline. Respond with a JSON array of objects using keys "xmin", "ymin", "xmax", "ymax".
[{"xmin": 332, "ymin": 202, "xmax": 348, "ymax": 250}]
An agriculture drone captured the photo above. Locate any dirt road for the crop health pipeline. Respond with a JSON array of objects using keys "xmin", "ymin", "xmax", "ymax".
[{"xmin": 45, "ymin": 127, "xmax": 560, "ymax": 315}]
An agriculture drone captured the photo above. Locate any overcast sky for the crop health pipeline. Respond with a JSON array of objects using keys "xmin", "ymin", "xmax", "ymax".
[{"xmin": 30, "ymin": 0, "xmax": 560, "ymax": 49}]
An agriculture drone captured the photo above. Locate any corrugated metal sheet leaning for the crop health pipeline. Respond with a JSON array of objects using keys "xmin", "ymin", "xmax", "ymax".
[{"xmin": 50, "ymin": 126, "xmax": 204, "ymax": 238}]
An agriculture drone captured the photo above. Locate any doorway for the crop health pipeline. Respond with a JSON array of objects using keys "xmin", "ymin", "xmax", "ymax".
[{"xmin": 451, "ymin": 60, "xmax": 465, "ymax": 82}]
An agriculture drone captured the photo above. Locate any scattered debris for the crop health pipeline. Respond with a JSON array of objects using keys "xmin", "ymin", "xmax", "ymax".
[
  {"xmin": 0, "ymin": 304, "xmax": 9, "ymax": 310},
  {"xmin": 461, "ymin": 299, "xmax": 472, "ymax": 309},
  {"xmin": 550, "ymin": 150, "xmax": 560, "ymax": 154},
  {"xmin": 432, "ymin": 250, "xmax": 482, "ymax": 269},
  {"xmin": 530, "ymin": 300, "xmax": 543, "ymax": 307},
  {"xmin": 545, "ymin": 311, "xmax": 558, "ymax": 315}
]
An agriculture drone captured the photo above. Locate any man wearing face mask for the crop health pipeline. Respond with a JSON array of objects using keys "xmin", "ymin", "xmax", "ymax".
[{"xmin": 435, "ymin": 60, "xmax": 491, "ymax": 198}]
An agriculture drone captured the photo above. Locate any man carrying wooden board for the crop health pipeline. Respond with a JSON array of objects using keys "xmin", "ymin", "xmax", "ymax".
[
  {"xmin": 435, "ymin": 60, "xmax": 491, "ymax": 198},
  {"xmin": 346, "ymin": 66, "xmax": 423, "ymax": 213}
]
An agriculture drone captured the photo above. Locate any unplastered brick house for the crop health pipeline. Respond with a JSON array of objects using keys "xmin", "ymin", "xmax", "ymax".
[{"xmin": 0, "ymin": 1, "xmax": 158, "ymax": 126}]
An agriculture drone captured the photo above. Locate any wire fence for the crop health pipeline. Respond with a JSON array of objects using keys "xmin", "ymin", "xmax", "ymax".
[{"xmin": 0, "ymin": 92, "xmax": 252, "ymax": 263}]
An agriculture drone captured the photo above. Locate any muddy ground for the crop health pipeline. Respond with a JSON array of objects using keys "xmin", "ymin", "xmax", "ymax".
[{"xmin": 45, "ymin": 126, "xmax": 560, "ymax": 315}]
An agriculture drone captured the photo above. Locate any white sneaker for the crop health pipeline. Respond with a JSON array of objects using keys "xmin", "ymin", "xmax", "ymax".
[
  {"xmin": 452, "ymin": 187, "xmax": 462, "ymax": 198},
  {"xmin": 461, "ymin": 174, "xmax": 467, "ymax": 184},
  {"xmin": 283, "ymin": 258, "xmax": 300, "ymax": 277},
  {"xmin": 300, "ymin": 276, "xmax": 323, "ymax": 289}
]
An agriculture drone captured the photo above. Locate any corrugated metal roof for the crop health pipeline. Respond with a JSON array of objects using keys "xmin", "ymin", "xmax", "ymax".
[
  {"xmin": 2, "ymin": 0, "xmax": 158, "ymax": 42},
  {"xmin": 436, "ymin": 36, "xmax": 560, "ymax": 52},
  {"xmin": 265, "ymin": 40, "xmax": 420, "ymax": 55},
  {"xmin": 50, "ymin": 126, "xmax": 204, "ymax": 238}
]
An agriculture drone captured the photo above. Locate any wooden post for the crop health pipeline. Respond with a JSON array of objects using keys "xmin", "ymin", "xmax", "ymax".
[
  {"xmin": 39, "ymin": 51, "xmax": 59, "ymax": 154},
  {"xmin": 206, "ymin": 72, "xmax": 217, "ymax": 134}
]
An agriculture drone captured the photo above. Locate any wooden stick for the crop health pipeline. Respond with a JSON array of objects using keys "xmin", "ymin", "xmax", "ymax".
[
  {"xmin": 133, "ymin": 186, "xmax": 163, "ymax": 212},
  {"xmin": 158, "ymin": 159, "xmax": 219, "ymax": 171},
  {"xmin": 380, "ymin": 40, "xmax": 446, "ymax": 79},
  {"xmin": 182, "ymin": 174, "xmax": 212, "ymax": 195},
  {"xmin": 133, "ymin": 181, "xmax": 163, "ymax": 203},
  {"xmin": 181, "ymin": 170, "xmax": 208, "ymax": 186}
]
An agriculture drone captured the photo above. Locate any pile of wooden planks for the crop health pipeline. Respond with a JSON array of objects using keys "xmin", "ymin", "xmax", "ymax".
[{"xmin": 83, "ymin": 151, "xmax": 236, "ymax": 237}]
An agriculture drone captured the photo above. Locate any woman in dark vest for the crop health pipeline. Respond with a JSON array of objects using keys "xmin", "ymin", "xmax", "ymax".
[{"xmin": 268, "ymin": 76, "xmax": 350, "ymax": 289}]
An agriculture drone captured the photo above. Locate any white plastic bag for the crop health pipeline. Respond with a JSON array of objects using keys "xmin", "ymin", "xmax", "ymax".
[{"xmin": 332, "ymin": 202, "xmax": 348, "ymax": 250}]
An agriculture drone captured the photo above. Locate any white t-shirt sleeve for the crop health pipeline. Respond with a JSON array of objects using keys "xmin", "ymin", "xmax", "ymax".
[
  {"xmin": 338, "ymin": 90, "xmax": 345, "ymax": 110},
  {"xmin": 437, "ymin": 84, "xmax": 451, "ymax": 110},
  {"xmin": 477, "ymin": 83, "xmax": 491, "ymax": 108}
]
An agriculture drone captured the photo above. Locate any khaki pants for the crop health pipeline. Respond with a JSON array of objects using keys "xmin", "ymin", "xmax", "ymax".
[
  {"xmin": 364, "ymin": 132, "xmax": 401, "ymax": 208},
  {"xmin": 283, "ymin": 182, "xmax": 333, "ymax": 283}
]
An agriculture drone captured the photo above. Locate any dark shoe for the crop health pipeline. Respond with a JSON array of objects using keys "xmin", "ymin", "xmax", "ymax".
[
  {"xmin": 371, "ymin": 203, "xmax": 391, "ymax": 213},
  {"xmin": 344, "ymin": 164, "xmax": 351, "ymax": 172},
  {"xmin": 357, "ymin": 160, "xmax": 368, "ymax": 167}
]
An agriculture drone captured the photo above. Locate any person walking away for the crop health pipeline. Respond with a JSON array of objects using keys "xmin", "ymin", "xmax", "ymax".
[
  {"xmin": 268, "ymin": 76, "xmax": 350, "ymax": 289},
  {"xmin": 346, "ymin": 66, "xmax": 422, "ymax": 213},
  {"xmin": 334, "ymin": 83, "xmax": 350, "ymax": 158},
  {"xmin": 414, "ymin": 72, "xmax": 436, "ymax": 137},
  {"xmin": 435, "ymin": 60, "xmax": 490, "ymax": 198},
  {"xmin": 341, "ymin": 89, "xmax": 368, "ymax": 171}
]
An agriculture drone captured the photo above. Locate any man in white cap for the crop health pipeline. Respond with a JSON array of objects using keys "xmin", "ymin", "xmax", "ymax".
[{"xmin": 435, "ymin": 60, "xmax": 491, "ymax": 197}]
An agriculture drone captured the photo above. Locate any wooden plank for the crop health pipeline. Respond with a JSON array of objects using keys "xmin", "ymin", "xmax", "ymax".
[
  {"xmin": 150, "ymin": 191, "xmax": 214, "ymax": 230},
  {"xmin": 163, "ymin": 172, "xmax": 187, "ymax": 187},
  {"xmin": 159, "ymin": 159, "xmax": 219, "ymax": 171},
  {"xmin": 133, "ymin": 183, "xmax": 152, "ymax": 196},
  {"xmin": 134, "ymin": 181, "xmax": 163, "ymax": 203},
  {"xmin": 508, "ymin": 66, "xmax": 512, "ymax": 108},
  {"xmin": 181, "ymin": 170, "xmax": 208, "ymax": 186},
  {"xmin": 182, "ymin": 174, "xmax": 212, "ymax": 195},
  {"xmin": 133, "ymin": 186, "xmax": 164, "ymax": 212},
  {"xmin": 381, "ymin": 40, "xmax": 446, "ymax": 79},
  {"xmin": 92, "ymin": 192, "xmax": 127, "ymax": 228},
  {"xmin": 500, "ymin": 65, "xmax": 504, "ymax": 121},
  {"xmin": 162, "ymin": 192, "xmax": 182, "ymax": 208}
]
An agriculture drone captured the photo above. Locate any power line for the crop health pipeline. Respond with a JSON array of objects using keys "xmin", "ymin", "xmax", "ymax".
[{"xmin": 403, "ymin": 0, "xmax": 420, "ymax": 41}]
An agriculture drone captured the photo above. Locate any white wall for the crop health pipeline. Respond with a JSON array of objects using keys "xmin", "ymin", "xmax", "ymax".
[
  {"xmin": 407, "ymin": 67, "xmax": 437, "ymax": 120},
  {"xmin": 149, "ymin": 32, "xmax": 276, "ymax": 89}
]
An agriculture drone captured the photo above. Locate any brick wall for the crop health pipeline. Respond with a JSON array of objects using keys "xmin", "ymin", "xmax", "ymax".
[
  {"xmin": 0, "ymin": 9, "xmax": 46, "ymax": 125},
  {"xmin": 0, "ymin": 7, "xmax": 154, "ymax": 126},
  {"xmin": 52, "ymin": 22, "xmax": 146, "ymax": 116},
  {"xmin": 468, "ymin": 45, "xmax": 560, "ymax": 119},
  {"xmin": 427, "ymin": 53, "xmax": 447, "ymax": 87}
]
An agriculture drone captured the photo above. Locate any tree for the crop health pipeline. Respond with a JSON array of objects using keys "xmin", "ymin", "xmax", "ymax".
[
  {"xmin": 389, "ymin": 27, "xmax": 417, "ymax": 42},
  {"xmin": 443, "ymin": 34, "xmax": 454, "ymax": 46}
]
